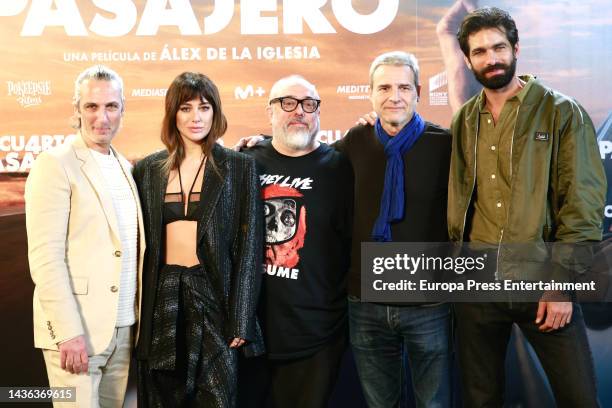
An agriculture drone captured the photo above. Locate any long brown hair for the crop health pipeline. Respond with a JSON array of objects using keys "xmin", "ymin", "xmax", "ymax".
[{"xmin": 161, "ymin": 72, "xmax": 227, "ymax": 175}]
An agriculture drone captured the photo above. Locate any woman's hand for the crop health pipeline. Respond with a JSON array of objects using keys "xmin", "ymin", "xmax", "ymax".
[{"xmin": 229, "ymin": 337, "xmax": 246, "ymax": 348}]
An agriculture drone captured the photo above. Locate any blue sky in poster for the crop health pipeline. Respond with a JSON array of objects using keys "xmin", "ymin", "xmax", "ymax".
[{"xmin": 408, "ymin": 0, "xmax": 612, "ymax": 127}]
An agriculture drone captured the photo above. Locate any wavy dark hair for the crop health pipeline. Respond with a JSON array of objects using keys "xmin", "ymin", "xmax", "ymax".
[
  {"xmin": 161, "ymin": 72, "xmax": 227, "ymax": 175},
  {"xmin": 457, "ymin": 7, "xmax": 519, "ymax": 58}
]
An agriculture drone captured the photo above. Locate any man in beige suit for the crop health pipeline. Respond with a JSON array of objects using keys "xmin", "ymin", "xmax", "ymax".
[{"xmin": 25, "ymin": 65, "xmax": 145, "ymax": 407}]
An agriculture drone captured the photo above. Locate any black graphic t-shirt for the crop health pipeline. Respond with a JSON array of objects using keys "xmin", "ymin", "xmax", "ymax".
[{"xmin": 244, "ymin": 139, "xmax": 353, "ymax": 359}]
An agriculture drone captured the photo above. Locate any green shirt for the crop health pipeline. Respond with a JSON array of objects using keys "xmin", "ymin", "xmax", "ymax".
[{"xmin": 469, "ymin": 76, "xmax": 534, "ymax": 243}]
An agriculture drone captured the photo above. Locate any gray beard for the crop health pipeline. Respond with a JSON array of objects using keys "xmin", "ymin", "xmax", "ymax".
[{"xmin": 281, "ymin": 128, "xmax": 316, "ymax": 151}]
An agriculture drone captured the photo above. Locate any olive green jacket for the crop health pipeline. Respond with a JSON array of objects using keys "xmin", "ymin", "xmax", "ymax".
[{"xmin": 448, "ymin": 77, "xmax": 606, "ymax": 279}]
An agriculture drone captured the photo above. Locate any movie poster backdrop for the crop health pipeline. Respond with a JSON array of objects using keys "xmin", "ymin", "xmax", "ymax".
[{"xmin": 1, "ymin": 1, "xmax": 611, "ymax": 406}]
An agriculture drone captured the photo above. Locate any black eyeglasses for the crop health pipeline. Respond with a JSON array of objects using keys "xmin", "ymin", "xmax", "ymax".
[{"xmin": 269, "ymin": 96, "xmax": 320, "ymax": 113}]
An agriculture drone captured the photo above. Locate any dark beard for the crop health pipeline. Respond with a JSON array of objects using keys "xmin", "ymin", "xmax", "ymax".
[{"xmin": 472, "ymin": 57, "xmax": 517, "ymax": 90}]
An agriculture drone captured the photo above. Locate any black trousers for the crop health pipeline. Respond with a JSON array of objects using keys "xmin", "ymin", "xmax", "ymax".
[
  {"xmin": 138, "ymin": 264, "xmax": 237, "ymax": 408},
  {"xmin": 237, "ymin": 331, "xmax": 347, "ymax": 408},
  {"xmin": 454, "ymin": 302, "xmax": 599, "ymax": 408}
]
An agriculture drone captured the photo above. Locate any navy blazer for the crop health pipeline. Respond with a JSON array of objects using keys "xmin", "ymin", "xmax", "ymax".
[{"xmin": 133, "ymin": 143, "xmax": 264, "ymax": 359}]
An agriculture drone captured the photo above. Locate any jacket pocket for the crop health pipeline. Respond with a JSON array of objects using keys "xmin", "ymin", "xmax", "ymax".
[{"xmin": 70, "ymin": 277, "xmax": 88, "ymax": 295}]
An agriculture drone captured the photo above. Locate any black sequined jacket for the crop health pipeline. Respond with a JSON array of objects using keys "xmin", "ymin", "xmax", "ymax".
[{"xmin": 133, "ymin": 144, "xmax": 265, "ymax": 359}]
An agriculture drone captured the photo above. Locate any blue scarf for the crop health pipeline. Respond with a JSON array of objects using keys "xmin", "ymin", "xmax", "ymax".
[{"xmin": 372, "ymin": 113, "xmax": 426, "ymax": 242}]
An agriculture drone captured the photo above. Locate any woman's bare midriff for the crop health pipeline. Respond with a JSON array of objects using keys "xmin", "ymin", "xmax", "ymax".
[{"xmin": 165, "ymin": 220, "xmax": 199, "ymax": 266}]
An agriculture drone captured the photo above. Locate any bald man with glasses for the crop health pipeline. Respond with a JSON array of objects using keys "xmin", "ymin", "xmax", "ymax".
[{"xmin": 237, "ymin": 75, "xmax": 354, "ymax": 408}]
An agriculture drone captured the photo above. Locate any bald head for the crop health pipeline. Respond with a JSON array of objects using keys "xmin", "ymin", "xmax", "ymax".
[{"xmin": 268, "ymin": 75, "xmax": 320, "ymax": 102}]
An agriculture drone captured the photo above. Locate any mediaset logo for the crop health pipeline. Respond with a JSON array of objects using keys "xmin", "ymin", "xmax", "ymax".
[
  {"xmin": 336, "ymin": 84, "xmax": 370, "ymax": 100},
  {"xmin": 131, "ymin": 88, "xmax": 167, "ymax": 97},
  {"xmin": 6, "ymin": 80, "xmax": 51, "ymax": 108},
  {"xmin": 428, "ymin": 71, "xmax": 448, "ymax": 106},
  {"xmin": 234, "ymin": 85, "xmax": 266, "ymax": 100}
]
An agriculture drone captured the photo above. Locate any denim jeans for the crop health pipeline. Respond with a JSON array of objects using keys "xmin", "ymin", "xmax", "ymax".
[{"xmin": 348, "ymin": 298, "xmax": 452, "ymax": 408}]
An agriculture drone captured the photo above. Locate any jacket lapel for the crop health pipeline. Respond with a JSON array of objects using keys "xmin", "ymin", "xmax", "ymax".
[
  {"xmin": 151, "ymin": 155, "xmax": 167, "ymax": 260},
  {"xmin": 73, "ymin": 135, "xmax": 120, "ymax": 243},
  {"xmin": 197, "ymin": 145, "xmax": 228, "ymax": 246}
]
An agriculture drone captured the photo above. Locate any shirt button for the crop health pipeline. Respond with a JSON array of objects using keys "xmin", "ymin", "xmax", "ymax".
[
  {"xmin": 110, "ymin": 286, "xmax": 119, "ymax": 293},
  {"xmin": 114, "ymin": 250, "xmax": 122, "ymax": 257},
  {"xmin": 487, "ymin": 119, "xmax": 492, "ymax": 124},
  {"xmin": 491, "ymin": 145, "xmax": 496, "ymax": 151},
  {"xmin": 491, "ymin": 174, "xmax": 496, "ymax": 180},
  {"xmin": 496, "ymin": 202, "xmax": 502, "ymax": 208}
]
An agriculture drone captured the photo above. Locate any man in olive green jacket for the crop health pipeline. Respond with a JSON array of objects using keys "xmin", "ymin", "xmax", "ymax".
[{"xmin": 449, "ymin": 7, "xmax": 605, "ymax": 407}]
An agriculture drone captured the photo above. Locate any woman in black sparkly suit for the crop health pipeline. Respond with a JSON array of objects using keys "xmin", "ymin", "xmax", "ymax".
[{"xmin": 133, "ymin": 72, "xmax": 264, "ymax": 407}]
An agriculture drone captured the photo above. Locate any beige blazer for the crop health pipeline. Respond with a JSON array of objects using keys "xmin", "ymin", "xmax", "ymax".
[{"xmin": 25, "ymin": 134, "xmax": 145, "ymax": 355}]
